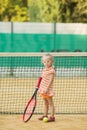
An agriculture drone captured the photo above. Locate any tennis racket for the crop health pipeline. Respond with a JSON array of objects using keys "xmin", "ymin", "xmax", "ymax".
[{"xmin": 23, "ymin": 77, "xmax": 42, "ymax": 122}]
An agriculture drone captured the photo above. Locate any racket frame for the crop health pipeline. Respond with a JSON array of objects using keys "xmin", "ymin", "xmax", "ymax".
[{"xmin": 23, "ymin": 77, "xmax": 42, "ymax": 122}]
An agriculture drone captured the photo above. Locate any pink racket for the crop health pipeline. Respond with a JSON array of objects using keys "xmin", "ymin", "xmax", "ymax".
[{"xmin": 23, "ymin": 77, "xmax": 42, "ymax": 122}]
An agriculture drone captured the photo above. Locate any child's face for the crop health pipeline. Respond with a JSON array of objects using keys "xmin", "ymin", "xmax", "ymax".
[{"xmin": 42, "ymin": 57, "xmax": 53, "ymax": 68}]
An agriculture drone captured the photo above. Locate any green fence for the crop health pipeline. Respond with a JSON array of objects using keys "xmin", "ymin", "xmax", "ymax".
[{"xmin": 0, "ymin": 22, "xmax": 87, "ymax": 52}]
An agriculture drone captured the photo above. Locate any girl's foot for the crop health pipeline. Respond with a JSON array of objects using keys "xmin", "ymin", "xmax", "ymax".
[
  {"xmin": 38, "ymin": 115, "xmax": 48, "ymax": 120},
  {"xmin": 48, "ymin": 116, "xmax": 55, "ymax": 122}
]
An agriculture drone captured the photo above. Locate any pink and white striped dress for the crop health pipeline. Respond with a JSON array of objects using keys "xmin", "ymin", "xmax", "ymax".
[{"xmin": 38, "ymin": 66, "xmax": 55, "ymax": 97}]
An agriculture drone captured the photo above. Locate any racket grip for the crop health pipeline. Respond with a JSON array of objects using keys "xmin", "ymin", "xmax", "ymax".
[{"xmin": 36, "ymin": 77, "xmax": 42, "ymax": 88}]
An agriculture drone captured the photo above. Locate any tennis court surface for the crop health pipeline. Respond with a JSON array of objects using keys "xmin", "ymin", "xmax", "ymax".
[{"xmin": 0, "ymin": 115, "xmax": 87, "ymax": 130}]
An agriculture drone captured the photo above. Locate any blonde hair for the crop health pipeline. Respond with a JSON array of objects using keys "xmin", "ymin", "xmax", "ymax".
[{"xmin": 42, "ymin": 53, "xmax": 54, "ymax": 62}]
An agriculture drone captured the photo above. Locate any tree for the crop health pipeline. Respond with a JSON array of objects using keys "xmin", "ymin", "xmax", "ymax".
[
  {"xmin": 0, "ymin": 0, "xmax": 30, "ymax": 22},
  {"xmin": 28, "ymin": 0, "xmax": 62, "ymax": 22},
  {"xmin": 28, "ymin": 0, "xmax": 87, "ymax": 23},
  {"xmin": 0, "ymin": 0, "xmax": 87, "ymax": 22},
  {"xmin": 72, "ymin": 1, "xmax": 87, "ymax": 23}
]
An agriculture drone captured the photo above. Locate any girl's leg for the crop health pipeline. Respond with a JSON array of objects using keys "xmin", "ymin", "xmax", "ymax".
[
  {"xmin": 47, "ymin": 97, "xmax": 55, "ymax": 122},
  {"xmin": 38, "ymin": 98, "xmax": 49, "ymax": 120},
  {"xmin": 47, "ymin": 97, "xmax": 54, "ymax": 117},
  {"xmin": 43, "ymin": 98, "xmax": 49, "ymax": 116}
]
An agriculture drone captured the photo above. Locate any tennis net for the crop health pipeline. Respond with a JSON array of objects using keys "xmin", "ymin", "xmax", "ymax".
[{"xmin": 0, "ymin": 53, "xmax": 87, "ymax": 114}]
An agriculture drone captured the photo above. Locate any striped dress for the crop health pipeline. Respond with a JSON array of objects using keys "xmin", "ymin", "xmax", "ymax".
[{"xmin": 38, "ymin": 66, "xmax": 55, "ymax": 97}]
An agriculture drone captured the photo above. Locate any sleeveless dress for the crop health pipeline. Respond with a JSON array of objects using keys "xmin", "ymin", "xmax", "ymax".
[{"xmin": 38, "ymin": 66, "xmax": 55, "ymax": 97}]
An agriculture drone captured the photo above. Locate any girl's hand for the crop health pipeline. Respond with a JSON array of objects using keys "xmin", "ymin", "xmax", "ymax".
[{"xmin": 44, "ymin": 88, "xmax": 49, "ymax": 94}]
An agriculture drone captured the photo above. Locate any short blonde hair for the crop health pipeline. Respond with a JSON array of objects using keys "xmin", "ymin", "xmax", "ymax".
[{"xmin": 42, "ymin": 53, "xmax": 54, "ymax": 62}]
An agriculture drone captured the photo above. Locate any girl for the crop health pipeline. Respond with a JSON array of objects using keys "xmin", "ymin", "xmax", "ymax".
[{"xmin": 38, "ymin": 53, "xmax": 55, "ymax": 122}]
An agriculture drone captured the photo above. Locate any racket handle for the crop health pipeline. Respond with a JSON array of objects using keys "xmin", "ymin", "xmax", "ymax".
[{"xmin": 36, "ymin": 77, "xmax": 42, "ymax": 88}]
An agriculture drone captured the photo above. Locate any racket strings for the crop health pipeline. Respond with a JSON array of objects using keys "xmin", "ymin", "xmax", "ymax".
[{"xmin": 23, "ymin": 98, "xmax": 36, "ymax": 121}]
